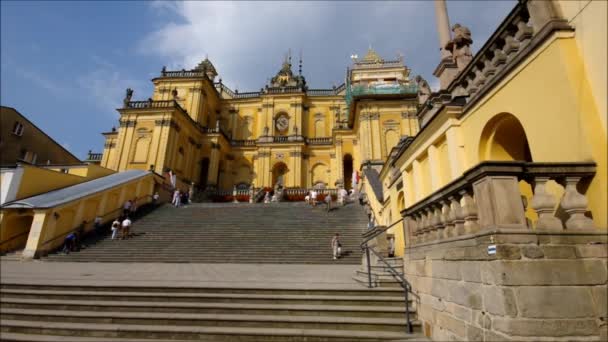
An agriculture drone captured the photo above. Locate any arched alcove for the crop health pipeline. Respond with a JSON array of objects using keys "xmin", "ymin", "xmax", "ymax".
[
  {"xmin": 343, "ymin": 154, "xmax": 353, "ymax": 190},
  {"xmin": 479, "ymin": 113, "xmax": 532, "ymax": 162}
]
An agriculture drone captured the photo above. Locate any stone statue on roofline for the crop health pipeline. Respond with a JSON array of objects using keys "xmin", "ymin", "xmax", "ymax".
[
  {"xmin": 445, "ymin": 23, "xmax": 473, "ymax": 70},
  {"xmin": 414, "ymin": 76, "xmax": 431, "ymax": 105},
  {"xmin": 123, "ymin": 88, "xmax": 134, "ymax": 108}
]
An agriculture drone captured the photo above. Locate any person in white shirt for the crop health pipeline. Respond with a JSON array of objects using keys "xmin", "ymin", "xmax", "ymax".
[
  {"xmin": 121, "ymin": 217, "xmax": 132, "ymax": 240},
  {"xmin": 338, "ymin": 188, "xmax": 348, "ymax": 206},
  {"xmin": 172, "ymin": 190, "xmax": 181, "ymax": 207},
  {"xmin": 111, "ymin": 218, "xmax": 121, "ymax": 240},
  {"xmin": 311, "ymin": 190, "xmax": 318, "ymax": 206},
  {"xmin": 152, "ymin": 192, "xmax": 160, "ymax": 205}
]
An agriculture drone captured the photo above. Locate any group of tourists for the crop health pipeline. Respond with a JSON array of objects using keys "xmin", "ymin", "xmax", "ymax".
[
  {"xmin": 172, "ymin": 189, "xmax": 189, "ymax": 207},
  {"xmin": 304, "ymin": 188, "xmax": 352, "ymax": 212}
]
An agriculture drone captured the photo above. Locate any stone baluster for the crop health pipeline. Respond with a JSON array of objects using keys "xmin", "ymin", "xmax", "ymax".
[
  {"xmin": 473, "ymin": 66, "xmax": 487, "ymax": 90},
  {"xmin": 560, "ymin": 177, "xmax": 595, "ymax": 229},
  {"xmin": 483, "ymin": 55, "xmax": 497, "ymax": 78},
  {"xmin": 441, "ymin": 200, "xmax": 453, "ymax": 238},
  {"xmin": 459, "ymin": 189, "xmax": 479, "ymax": 234},
  {"xmin": 449, "ymin": 195, "xmax": 465, "ymax": 236},
  {"xmin": 514, "ymin": 19, "xmax": 534, "ymax": 49},
  {"xmin": 414, "ymin": 213, "xmax": 423, "ymax": 244},
  {"xmin": 422, "ymin": 209, "xmax": 433, "ymax": 242},
  {"xmin": 491, "ymin": 46, "xmax": 508, "ymax": 69},
  {"xmin": 428, "ymin": 207, "xmax": 439, "ymax": 241},
  {"xmin": 530, "ymin": 176, "xmax": 563, "ymax": 229},
  {"xmin": 433, "ymin": 204, "xmax": 446, "ymax": 240},
  {"xmin": 468, "ymin": 70, "xmax": 480, "ymax": 96},
  {"xmin": 503, "ymin": 35, "xmax": 520, "ymax": 60}
]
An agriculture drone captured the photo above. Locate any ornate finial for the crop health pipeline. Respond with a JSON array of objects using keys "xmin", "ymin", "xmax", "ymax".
[
  {"xmin": 298, "ymin": 49, "xmax": 302, "ymax": 76},
  {"xmin": 161, "ymin": 66, "xmax": 166, "ymax": 75},
  {"xmin": 288, "ymin": 48, "xmax": 292, "ymax": 67},
  {"xmin": 445, "ymin": 23, "xmax": 473, "ymax": 70}
]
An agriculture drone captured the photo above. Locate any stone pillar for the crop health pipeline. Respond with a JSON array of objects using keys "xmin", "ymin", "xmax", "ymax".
[
  {"xmin": 434, "ymin": 0, "xmax": 452, "ymax": 59},
  {"xmin": 370, "ymin": 113, "xmax": 381, "ymax": 160},
  {"xmin": 335, "ymin": 140, "xmax": 344, "ymax": 186},
  {"xmin": 526, "ymin": 0, "xmax": 563, "ymax": 33},
  {"xmin": 472, "ymin": 175, "xmax": 527, "ymax": 230},
  {"xmin": 530, "ymin": 177, "xmax": 563, "ymax": 229},
  {"xmin": 207, "ymin": 143, "xmax": 221, "ymax": 188},
  {"xmin": 21, "ymin": 210, "xmax": 52, "ymax": 260},
  {"xmin": 427, "ymin": 144, "xmax": 441, "ymax": 191}
]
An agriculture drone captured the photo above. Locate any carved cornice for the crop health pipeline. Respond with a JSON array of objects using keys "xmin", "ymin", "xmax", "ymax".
[
  {"xmin": 262, "ymin": 103, "xmax": 274, "ymax": 108},
  {"xmin": 258, "ymin": 152, "xmax": 271, "ymax": 157},
  {"xmin": 290, "ymin": 151, "xmax": 302, "ymax": 157},
  {"xmin": 369, "ymin": 113, "xmax": 380, "ymax": 120},
  {"xmin": 330, "ymin": 153, "xmax": 336, "ymax": 159},
  {"xmin": 104, "ymin": 142, "xmax": 116, "ymax": 149}
]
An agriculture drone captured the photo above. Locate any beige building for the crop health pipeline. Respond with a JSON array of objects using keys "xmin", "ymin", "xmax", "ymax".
[
  {"xmin": 100, "ymin": 49, "xmax": 419, "ymax": 192},
  {"xmin": 0, "ymin": 106, "xmax": 81, "ymax": 167}
]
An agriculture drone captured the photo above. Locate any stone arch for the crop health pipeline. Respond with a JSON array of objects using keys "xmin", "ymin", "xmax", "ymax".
[
  {"xmin": 311, "ymin": 162, "xmax": 329, "ymax": 188},
  {"xmin": 479, "ymin": 113, "xmax": 532, "ymax": 162},
  {"xmin": 397, "ymin": 191, "xmax": 405, "ymax": 212},
  {"xmin": 272, "ymin": 162, "xmax": 289, "ymax": 187},
  {"xmin": 314, "ymin": 119, "xmax": 325, "ymax": 137},
  {"xmin": 384, "ymin": 129, "xmax": 400, "ymax": 156},
  {"xmin": 343, "ymin": 154, "xmax": 354, "ymax": 190}
]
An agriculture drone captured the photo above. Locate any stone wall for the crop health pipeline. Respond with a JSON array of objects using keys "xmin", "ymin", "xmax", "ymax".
[{"xmin": 404, "ymin": 228, "xmax": 607, "ymax": 341}]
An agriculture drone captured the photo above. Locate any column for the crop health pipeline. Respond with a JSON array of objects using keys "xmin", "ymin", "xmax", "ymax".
[
  {"xmin": 434, "ymin": 0, "xmax": 452, "ymax": 59},
  {"xmin": 445, "ymin": 125, "xmax": 465, "ymax": 180},
  {"xmin": 427, "ymin": 144, "xmax": 441, "ymax": 191},
  {"xmin": 22, "ymin": 210, "xmax": 52, "ymax": 260},
  {"xmin": 370, "ymin": 113, "xmax": 381, "ymax": 160},
  {"xmin": 154, "ymin": 119, "xmax": 172, "ymax": 175},
  {"xmin": 335, "ymin": 140, "xmax": 344, "ymax": 185},
  {"xmin": 207, "ymin": 142, "xmax": 221, "ymax": 188}
]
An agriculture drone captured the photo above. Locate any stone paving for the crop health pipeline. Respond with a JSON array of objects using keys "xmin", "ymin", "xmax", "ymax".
[{"xmin": 0, "ymin": 261, "xmax": 364, "ymax": 289}]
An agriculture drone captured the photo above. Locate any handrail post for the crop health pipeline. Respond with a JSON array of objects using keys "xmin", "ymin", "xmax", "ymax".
[
  {"xmin": 365, "ymin": 244, "xmax": 373, "ymax": 288},
  {"xmin": 405, "ymin": 285, "xmax": 413, "ymax": 333}
]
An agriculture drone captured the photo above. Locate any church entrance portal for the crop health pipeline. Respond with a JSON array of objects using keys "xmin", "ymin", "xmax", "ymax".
[
  {"xmin": 343, "ymin": 154, "xmax": 353, "ymax": 190},
  {"xmin": 272, "ymin": 162, "xmax": 288, "ymax": 187}
]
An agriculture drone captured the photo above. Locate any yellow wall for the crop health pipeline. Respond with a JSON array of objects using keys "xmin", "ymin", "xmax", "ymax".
[{"xmin": 16, "ymin": 165, "xmax": 86, "ymax": 201}]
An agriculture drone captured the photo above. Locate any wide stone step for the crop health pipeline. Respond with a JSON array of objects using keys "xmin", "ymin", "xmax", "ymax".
[
  {"xmin": 0, "ymin": 289, "xmax": 406, "ymax": 307},
  {"xmin": 0, "ymin": 332, "xmax": 191, "ymax": 342},
  {"xmin": 0, "ymin": 298, "xmax": 408, "ymax": 319},
  {"xmin": 0, "ymin": 308, "xmax": 411, "ymax": 333},
  {"xmin": 0, "ymin": 284, "xmax": 403, "ymax": 297},
  {"xmin": 0, "ymin": 319, "xmax": 423, "ymax": 341}
]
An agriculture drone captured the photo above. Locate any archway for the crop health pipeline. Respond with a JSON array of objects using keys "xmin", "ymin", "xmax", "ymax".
[
  {"xmin": 343, "ymin": 154, "xmax": 353, "ymax": 190},
  {"xmin": 199, "ymin": 158, "xmax": 210, "ymax": 189},
  {"xmin": 479, "ymin": 113, "xmax": 532, "ymax": 162},
  {"xmin": 311, "ymin": 163, "xmax": 329, "ymax": 188},
  {"xmin": 384, "ymin": 129, "xmax": 400, "ymax": 156},
  {"xmin": 272, "ymin": 162, "xmax": 289, "ymax": 187}
]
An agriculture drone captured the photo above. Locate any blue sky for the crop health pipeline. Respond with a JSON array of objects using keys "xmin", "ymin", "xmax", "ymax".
[{"xmin": 1, "ymin": 0, "xmax": 514, "ymax": 160}]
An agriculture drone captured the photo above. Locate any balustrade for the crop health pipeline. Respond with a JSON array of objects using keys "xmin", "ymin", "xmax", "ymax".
[
  {"xmin": 306, "ymin": 137, "xmax": 333, "ymax": 145},
  {"xmin": 403, "ymin": 162, "xmax": 596, "ymax": 245}
]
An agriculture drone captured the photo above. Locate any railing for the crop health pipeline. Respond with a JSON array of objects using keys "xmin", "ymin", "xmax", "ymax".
[
  {"xmin": 306, "ymin": 137, "xmax": 333, "ymax": 145},
  {"xmin": 360, "ymin": 217, "xmax": 414, "ymax": 334},
  {"xmin": 231, "ymin": 140, "xmax": 256, "ymax": 147},
  {"xmin": 162, "ymin": 70, "xmax": 207, "ymax": 78},
  {"xmin": 352, "ymin": 59, "xmax": 404, "ymax": 69},
  {"xmin": 402, "ymin": 161, "xmax": 597, "ymax": 246},
  {"xmin": 86, "ymin": 152, "xmax": 103, "ymax": 162},
  {"xmin": 273, "ymin": 136, "xmax": 288, "ymax": 143},
  {"xmin": 446, "ymin": 1, "xmax": 570, "ymax": 110},
  {"xmin": 124, "ymin": 100, "xmax": 184, "ymax": 110},
  {"xmin": 349, "ymin": 83, "xmax": 418, "ymax": 97},
  {"xmin": 266, "ymin": 86, "xmax": 303, "ymax": 94}
]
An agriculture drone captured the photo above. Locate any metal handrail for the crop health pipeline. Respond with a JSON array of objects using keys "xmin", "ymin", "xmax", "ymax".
[
  {"xmin": 360, "ymin": 218, "xmax": 403, "ymax": 247},
  {"xmin": 360, "ymin": 216, "xmax": 414, "ymax": 334},
  {"xmin": 364, "ymin": 245, "xmax": 414, "ymax": 334}
]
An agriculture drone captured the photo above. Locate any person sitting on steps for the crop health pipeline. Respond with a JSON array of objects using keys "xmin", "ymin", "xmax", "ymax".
[{"xmin": 331, "ymin": 233, "xmax": 342, "ymax": 260}]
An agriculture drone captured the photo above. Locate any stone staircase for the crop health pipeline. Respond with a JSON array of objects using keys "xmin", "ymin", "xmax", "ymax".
[
  {"xmin": 43, "ymin": 202, "xmax": 368, "ymax": 264},
  {"xmin": 0, "ymin": 283, "xmax": 424, "ymax": 341}
]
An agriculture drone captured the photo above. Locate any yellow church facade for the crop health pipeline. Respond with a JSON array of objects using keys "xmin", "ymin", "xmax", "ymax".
[{"xmin": 100, "ymin": 50, "xmax": 419, "ymax": 193}]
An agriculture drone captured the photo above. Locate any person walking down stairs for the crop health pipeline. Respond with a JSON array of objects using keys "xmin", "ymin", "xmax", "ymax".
[
  {"xmin": 172, "ymin": 190, "xmax": 181, "ymax": 207},
  {"xmin": 331, "ymin": 233, "xmax": 341, "ymax": 260},
  {"xmin": 111, "ymin": 218, "xmax": 121, "ymax": 240}
]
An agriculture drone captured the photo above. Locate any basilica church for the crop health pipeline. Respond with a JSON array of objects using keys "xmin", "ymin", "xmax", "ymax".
[{"xmin": 99, "ymin": 48, "xmax": 421, "ymax": 193}]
